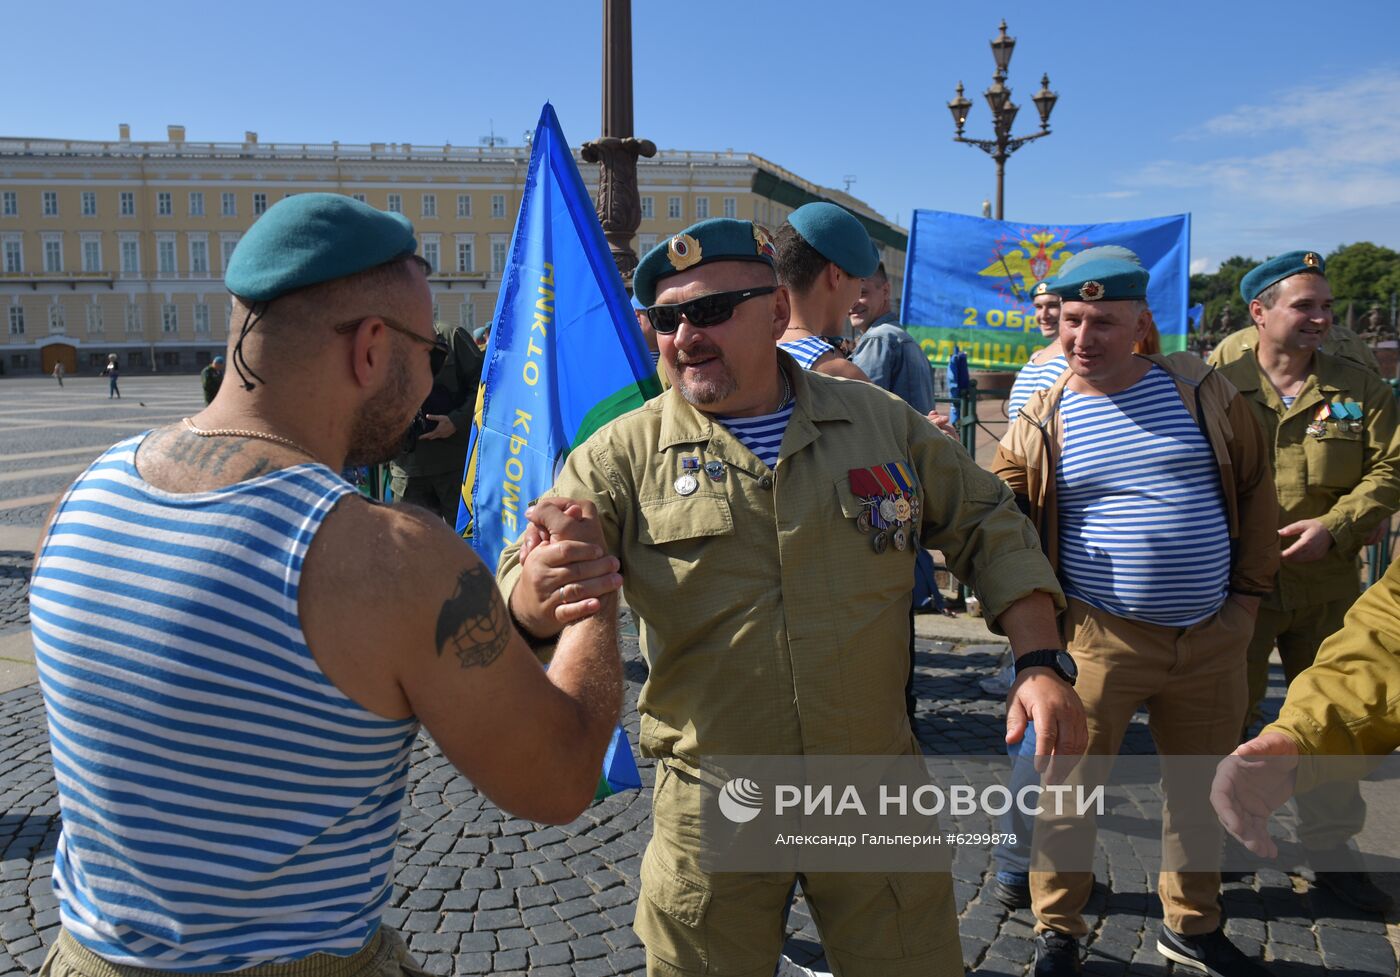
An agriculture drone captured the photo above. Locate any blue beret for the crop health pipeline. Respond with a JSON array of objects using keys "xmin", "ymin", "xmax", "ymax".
[
  {"xmin": 1048, "ymin": 246, "xmax": 1149, "ymax": 302},
  {"xmin": 629, "ymin": 293, "xmax": 645, "ymax": 311},
  {"xmin": 472, "ymin": 324, "xmax": 491, "ymax": 341},
  {"xmin": 1240, "ymin": 250, "xmax": 1325, "ymax": 303},
  {"xmin": 225, "ymin": 192, "xmax": 418, "ymax": 302},
  {"xmin": 633, "ymin": 218, "xmax": 777, "ymax": 307},
  {"xmin": 786, "ymin": 202, "xmax": 878, "ymax": 278},
  {"xmin": 212, "ymin": 355, "xmax": 225, "ymax": 364}
]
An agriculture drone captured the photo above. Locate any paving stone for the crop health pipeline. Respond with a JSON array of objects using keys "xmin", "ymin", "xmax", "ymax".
[
  {"xmin": 1316, "ymin": 926, "xmax": 1397, "ymax": 972},
  {"xmin": 494, "ymin": 928, "xmax": 534, "ymax": 951},
  {"xmin": 491, "ymin": 948, "xmax": 527, "ymax": 971},
  {"xmin": 528, "ymin": 943, "xmax": 573, "ymax": 967},
  {"xmin": 450, "ymin": 951, "xmax": 491, "ymax": 975},
  {"xmin": 407, "ymin": 932, "xmax": 458, "ymax": 955},
  {"xmin": 475, "ymin": 888, "xmax": 514, "ymax": 911}
]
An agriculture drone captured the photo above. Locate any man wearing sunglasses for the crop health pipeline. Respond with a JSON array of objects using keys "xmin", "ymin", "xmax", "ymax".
[
  {"xmin": 28, "ymin": 194, "xmax": 625, "ymax": 977},
  {"xmin": 500, "ymin": 217, "xmax": 1085, "ymax": 977}
]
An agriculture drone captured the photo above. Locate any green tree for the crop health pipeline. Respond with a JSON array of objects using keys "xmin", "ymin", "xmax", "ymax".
[{"xmin": 1326, "ymin": 243, "xmax": 1400, "ymax": 314}]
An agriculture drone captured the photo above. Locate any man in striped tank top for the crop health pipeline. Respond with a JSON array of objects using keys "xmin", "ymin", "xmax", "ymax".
[
  {"xmin": 503, "ymin": 218, "xmax": 1087, "ymax": 977},
  {"xmin": 29, "ymin": 195, "xmax": 626, "ymax": 977},
  {"xmin": 994, "ymin": 251, "xmax": 1279, "ymax": 977}
]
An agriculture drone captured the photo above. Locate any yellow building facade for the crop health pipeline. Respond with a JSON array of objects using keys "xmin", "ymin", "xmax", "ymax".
[{"xmin": 0, "ymin": 125, "xmax": 906, "ymax": 376}]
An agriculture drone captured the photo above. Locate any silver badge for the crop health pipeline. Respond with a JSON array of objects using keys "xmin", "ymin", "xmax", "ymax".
[
  {"xmin": 674, "ymin": 473, "xmax": 699, "ymax": 497},
  {"xmin": 704, "ymin": 460, "xmax": 726, "ymax": 481}
]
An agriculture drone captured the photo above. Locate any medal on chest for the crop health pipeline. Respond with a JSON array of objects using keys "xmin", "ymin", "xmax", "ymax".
[{"xmin": 848, "ymin": 462, "xmax": 920, "ymax": 553}]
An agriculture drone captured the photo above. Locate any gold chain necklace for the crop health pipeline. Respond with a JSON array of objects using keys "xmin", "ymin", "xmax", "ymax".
[{"xmin": 181, "ymin": 417, "xmax": 316, "ymax": 458}]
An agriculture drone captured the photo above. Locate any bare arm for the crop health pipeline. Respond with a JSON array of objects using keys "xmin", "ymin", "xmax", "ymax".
[{"xmin": 812, "ymin": 352, "xmax": 871, "ymax": 382}]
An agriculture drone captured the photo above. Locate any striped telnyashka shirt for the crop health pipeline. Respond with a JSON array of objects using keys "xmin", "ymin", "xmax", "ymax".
[
  {"xmin": 717, "ymin": 402, "xmax": 796, "ymax": 469},
  {"xmin": 1008, "ymin": 353, "xmax": 1069, "ymax": 419},
  {"xmin": 777, "ymin": 336, "xmax": 835, "ymax": 371},
  {"xmin": 29, "ymin": 434, "xmax": 420, "ymax": 971},
  {"xmin": 1055, "ymin": 365, "xmax": 1231, "ymax": 627}
]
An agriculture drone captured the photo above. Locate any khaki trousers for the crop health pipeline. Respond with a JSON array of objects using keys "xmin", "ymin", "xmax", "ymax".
[
  {"xmin": 39, "ymin": 929, "xmax": 427, "ymax": 977},
  {"xmin": 635, "ymin": 761, "xmax": 962, "ymax": 977},
  {"xmin": 1245, "ymin": 595, "xmax": 1366, "ymax": 850},
  {"xmin": 1030, "ymin": 598, "xmax": 1251, "ymax": 938}
]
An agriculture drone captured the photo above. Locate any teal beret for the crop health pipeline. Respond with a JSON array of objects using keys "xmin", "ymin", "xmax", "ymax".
[
  {"xmin": 225, "ymin": 192, "xmax": 418, "ymax": 302},
  {"xmin": 472, "ymin": 324, "xmax": 491, "ymax": 341},
  {"xmin": 633, "ymin": 218, "xmax": 777, "ymax": 307},
  {"xmin": 786, "ymin": 202, "xmax": 878, "ymax": 278},
  {"xmin": 1048, "ymin": 246, "xmax": 1149, "ymax": 302},
  {"xmin": 1240, "ymin": 250, "xmax": 1325, "ymax": 303}
]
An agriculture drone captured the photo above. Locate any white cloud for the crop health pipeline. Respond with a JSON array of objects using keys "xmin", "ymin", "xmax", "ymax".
[{"xmin": 1190, "ymin": 257, "xmax": 1212, "ymax": 274}]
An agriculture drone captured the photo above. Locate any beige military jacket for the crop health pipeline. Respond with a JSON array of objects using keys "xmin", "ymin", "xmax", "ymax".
[
  {"xmin": 499, "ymin": 354, "xmax": 1062, "ymax": 770},
  {"xmin": 1216, "ymin": 350, "xmax": 1400, "ymax": 609}
]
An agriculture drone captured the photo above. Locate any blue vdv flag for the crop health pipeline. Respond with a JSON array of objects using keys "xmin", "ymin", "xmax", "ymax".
[
  {"xmin": 900, "ymin": 210, "xmax": 1191, "ymax": 370},
  {"xmin": 457, "ymin": 102, "xmax": 654, "ymax": 799}
]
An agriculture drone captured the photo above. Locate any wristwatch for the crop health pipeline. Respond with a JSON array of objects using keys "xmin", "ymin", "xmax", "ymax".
[{"xmin": 1013, "ymin": 648, "xmax": 1078, "ymax": 686}]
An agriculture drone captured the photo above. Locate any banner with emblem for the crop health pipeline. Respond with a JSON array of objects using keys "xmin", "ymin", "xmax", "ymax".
[
  {"xmin": 457, "ymin": 102, "xmax": 655, "ymax": 800},
  {"xmin": 900, "ymin": 210, "xmax": 1191, "ymax": 371}
]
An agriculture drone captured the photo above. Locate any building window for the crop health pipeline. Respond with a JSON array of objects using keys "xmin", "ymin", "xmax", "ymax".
[
  {"xmin": 422, "ymin": 194, "xmax": 437, "ymax": 218},
  {"xmin": 157, "ymin": 236, "xmax": 177, "ymax": 276},
  {"xmin": 387, "ymin": 193, "xmax": 402, "ymax": 214},
  {"xmin": 431, "ymin": 302, "xmax": 440, "ymax": 323},
  {"xmin": 460, "ymin": 301, "xmax": 475, "ymax": 330},
  {"xmin": 81, "ymin": 236, "xmax": 102, "ymax": 272},
  {"xmin": 456, "ymin": 237, "xmax": 474, "ymax": 273},
  {"xmin": 723, "ymin": 197, "xmax": 737, "ymax": 219},
  {"xmin": 190, "ymin": 238, "xmax": 209, "ymax": 275},
  {"xmin": 639, "ymin": 233, "xmax": 657, "ymax": 254},
  {"xmin": 195, "ymin": 303, "xmax": 210, "ymax": 335},
  {"xmin": 86, "ymin": 304, "xmax": 103, "ymax": 334},
  {"xmin": 189, "ymin": 192, "xmax": 205, "ymax": 217},
  {"xmin": 81, "ymin": 192, "xmax": 97, "ymax": 217},
  {"xmin": 640, "ymin": 196, "xmax": 654, "ymax": 220},
  {"xmin": 43, "ymin": 191, "xmax": 59, "ymax": 216},
  {"xmin": 491, "ymin": 194, "xmax": 505, "ymax": 219},
  {"xmin": 2, "ymin": 191, "xmax": 16, "ymax": 216},
  {"xmin": 120, "ymin": 191, "xmax": 135, "ymax": 216},
  {"xmin": 162, "ymin": 303, "xmax": 178, "ymax": 333},
  {"xmin": 43, "ymin": 236, "xmax": 63, "ymax": 273},
  {"xmin": 48, "ymin": 304, "xmax": 65, "ymax": 334},
  {"xmin": 125, "ymin": 303, "xmax": 142, "ymax": 333},
  {"xmin": 8, "ymin": 305, "xmax": 24, "ymax": 335},
  {"xmin": 221, "ymin": 192, "xmax": 236, "ymax": 217},
  {"xmin": 253, "ymin": 193, "xmax": 267, "ymax": 215},
  {"xmin": 490, "ymin": 235, "xmax": 508, "ymax": 275},
  {"xmin": 220, "ymin": 235, "xmax": 239, "ymax": 271},
  {"xmin": 162, "ymin": 351, "xmax": 181, "ymax": 369},
  {"xmin": 457, "ymin": 194, "xmax": 472, "ymax": 218},
  {"xmin": 2, "ymin": 236, "xmax": 22, "ymax": 273},
  {"xmin": 120, "ymin": 238, "xmax": 140, "ymax": 275},
  {"xmin": 127, "ymin": 351, "xmax": 144, "ymax": 368},
  {"xmin": 695, "ymin": 197, "xmax": 709, "ymax": 220},
  {"xmin": 157, "ymin": 192, "xmax": 172, "ymax": 216},
  {"xmin": 351, "ymin": 193, "xmax": 366, "ymax": 203},
  {"xmin": 667, "ymin": 196, "xmax": 682, "ymax": 220},
  {"xmin": 422, "ymin": 238, "xmax": 439, "ymax": 274}
]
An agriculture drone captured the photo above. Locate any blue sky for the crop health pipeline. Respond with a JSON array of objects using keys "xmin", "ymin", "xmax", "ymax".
[{"xmin": 8, "ymin": 0, "xmax": 1399, "ymax": 272}]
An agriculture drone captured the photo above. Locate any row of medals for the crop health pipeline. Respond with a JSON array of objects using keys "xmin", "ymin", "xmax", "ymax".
[
  {"xmin": 674, "ymin": 457, "xmax": 725, "ymax": 496},
  {"xmin": 1307, "ymin": 403, "xmax": 1363, "ymax": 438},
  {"xmin": 856, "ymin": 493, "xmax": 920, "ymax": 554}
]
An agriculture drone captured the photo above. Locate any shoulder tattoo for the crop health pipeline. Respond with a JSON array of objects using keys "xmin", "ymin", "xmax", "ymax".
[{"xmin": 435, "ymin": 564, "xmax": 511, "ymax": 669}]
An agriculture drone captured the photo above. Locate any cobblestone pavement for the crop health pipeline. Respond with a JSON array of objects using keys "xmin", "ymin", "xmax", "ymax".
[{"xmin": 0, "ymin": 376, "xmax": 1397, "ymax": 975}]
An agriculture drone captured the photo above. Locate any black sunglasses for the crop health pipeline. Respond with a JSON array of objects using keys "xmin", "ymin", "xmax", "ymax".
[
  {"xmin": 646, "ymin": 286, "xmax": 777, "ymax": 334},
  {"xmin": 334, "ymin": 316, "xmax": 450, "ymax": 374}
]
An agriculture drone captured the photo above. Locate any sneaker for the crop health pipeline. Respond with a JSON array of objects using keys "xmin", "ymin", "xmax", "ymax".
[
  {"xmin": 1156, "ymin": 925, "xmax": 1269, "ymax": 977},
  {"xmin": 1033, "ymin": 931, "xmax": 1082, "ymax": 977},
  {"xmin": 993, "ymin": 877, "xmax": 1031, "ymax": 910},
  {"xmin": 774, "ymin": 955, "xmax": 831, "ymax": 977},
  {"xmin": 1314, "ymin": 871, "xmax": 1395, "ymax": 914}
]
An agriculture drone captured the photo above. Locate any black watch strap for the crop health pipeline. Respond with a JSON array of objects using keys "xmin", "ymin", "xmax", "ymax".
[{"xmin": 1013, "ymin": 648, "xmax": 1076, "ymax": 685}]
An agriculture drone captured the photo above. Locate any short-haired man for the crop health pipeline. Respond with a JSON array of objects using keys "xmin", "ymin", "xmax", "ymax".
[
  {"xmin": 200, "ymin": 354, "xmax": 225, "ymax": 405},
  {"xmin": 994, "ymin": 251, "xmax": 1279, "ymax": 977},
  {"xmin": 28, "ymin": 194, "xmax": 624, "ymax": 977},
  {"xmin": 501, "ymin": 217, "xmax": 1087, "ymax": 977},
  {"xmin": 774, "ymin": 202, "xmax": 872, "ymax": 380},
  {"xmin": 848, "ymin": 262, "xmax": 934, "ymax": 414},
  {"xmin": 1214, "ymin": 250, "xmax": 1400, "ymax": 912}
]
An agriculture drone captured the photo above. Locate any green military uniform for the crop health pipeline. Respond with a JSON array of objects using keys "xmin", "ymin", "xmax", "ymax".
[
  {"xmin": 1209, "ymin": 322, "xmax": 1380, "ymax": 374},
  {"xmin": 1216, "ymin": 349, "xmax": 1400, "ymax": 849},
  {"xmin": 200, "ymin": 363, "xmax": 223, "ymax": 405},
  {"xmin": 388, "ymin": 321, "xmax": 483, "ymax": 522},
  {"xmin": 499, "ymin": 355, "xmax": 1062, "ymax": 977}
]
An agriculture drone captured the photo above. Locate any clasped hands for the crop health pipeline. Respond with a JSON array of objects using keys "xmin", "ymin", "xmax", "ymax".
[{"xmin": 509, "ymin": 498, "xmax": 623, "ymax": 640}]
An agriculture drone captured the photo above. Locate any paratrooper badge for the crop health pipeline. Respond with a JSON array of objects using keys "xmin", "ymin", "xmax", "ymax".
[
  {"xmin": 1034, "ymin": 281, "xmax": 1049, "ymax": 296},
  {"xmin": 1079, "ymin": 281, "xmax": 1105, "ymax": 301},
  {"xmin": 1304, "ymin": 252, "xmax": 1321, "ymax": 267},
  {"xmin": 753, "ymin": 224, "xmax": 776, "ymax": 258},
  {"xmin": 667, "ymin": 233, "xmax": 702, "ymax": 271}
]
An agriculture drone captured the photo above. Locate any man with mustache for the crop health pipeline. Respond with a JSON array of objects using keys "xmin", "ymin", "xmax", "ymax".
[
  {"xmin": 1214, "ymin": 251, "xmax": 1400, "ymax": 913},
  {"xmin": 500, "ymin": 217, "xmax": 1086, "ymax": 977},
  {"xmin": 993, "ymin": 249, "xmax": 1279, "ymax": 977}
]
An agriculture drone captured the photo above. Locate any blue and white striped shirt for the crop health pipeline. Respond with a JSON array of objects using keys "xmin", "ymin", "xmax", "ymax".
[
  {"xmin": 778, "ymin": 336, "xmax": 834, "ymax": 371},
  {"xmin": 29, "ymin": 435, "xmax": 419, "ymax": 971},
  {"xmin": 1056, "ymin": 366, "xmax": 1231, "ymax": 627},
  {"xmin": 717, "ymin": 403, "xmax": 795, "ymax": 469},
  {"xmin": 1008, "ymin": 353, "xmax": 1068, "ymax": 419}
]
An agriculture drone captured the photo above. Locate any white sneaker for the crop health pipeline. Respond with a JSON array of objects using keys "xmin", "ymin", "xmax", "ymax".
[{"xmin": 775, "ymin": 955, "xmax": 832, "ymax": 977}]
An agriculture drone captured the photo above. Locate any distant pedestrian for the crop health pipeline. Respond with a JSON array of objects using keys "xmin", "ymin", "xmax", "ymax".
[
  {"xmin": 103, "ymin": 354, "xmax": 120, "ymax": 399},
  {"xmin": 200, "ymin": 355, "xmax": 225, "ymax": 405},
  {"xmin": 52, "ymin": 362, "xmax": 64, "ymax": 387}
]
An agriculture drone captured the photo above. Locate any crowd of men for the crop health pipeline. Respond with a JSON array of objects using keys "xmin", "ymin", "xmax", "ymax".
[{"xmin": 23, "ymin": 189, "xmax": 1400, "ymax": 977}]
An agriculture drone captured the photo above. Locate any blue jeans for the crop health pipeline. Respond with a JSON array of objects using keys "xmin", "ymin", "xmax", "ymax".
[{"xmin": 994, "ymin": 721, "xmax": 1038, "ymax": 884}]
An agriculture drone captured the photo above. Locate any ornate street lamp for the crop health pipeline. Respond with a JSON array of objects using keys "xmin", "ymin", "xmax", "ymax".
[{"xmin": 947, "ymin": 20, "xmax": 1058, "ymax": 220}]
